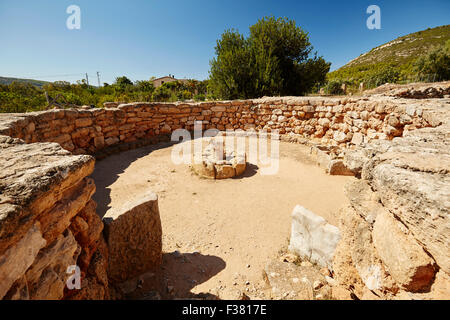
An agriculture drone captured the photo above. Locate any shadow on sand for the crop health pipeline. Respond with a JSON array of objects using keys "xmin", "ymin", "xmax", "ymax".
[
  {"xmin": 91, "ymin": 139, "xmax": 260, "ymax": 218},
  {"xmin": 121, "ymin": 251, "xmax": 226, "ymax": 300},
  {"xmin": 91, "ymin": 141, "xmax": 176, "ymax": 218}
]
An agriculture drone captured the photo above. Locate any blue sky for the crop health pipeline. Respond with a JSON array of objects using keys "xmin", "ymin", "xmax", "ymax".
[{"xmin": 0, "ymin": 0, "xmax": 449, "ymax": 84}]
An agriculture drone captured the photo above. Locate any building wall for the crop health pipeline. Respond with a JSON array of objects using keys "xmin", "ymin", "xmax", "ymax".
[{"xmin": 152, "ymin": 76, "xmax": 177, "ymax": 88}]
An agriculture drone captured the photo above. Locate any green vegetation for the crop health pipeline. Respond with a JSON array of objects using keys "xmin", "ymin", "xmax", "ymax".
[
  {"xmin": 2, "ymin": 24, "xmax": 449, "ymax": 112},
  {"xmin": 0, "ymin": 76, "xmax": 49, "ymax": 88},
  {"xmin": 414, "ymin": 40, "xmax": 450, "ymax": 81},
  {"xmin": 323, "ymin": 80, "xmax": 345, "ymax": 95},
  {"xmin": 326, "ymin": 25, "xmax": 450, "ymax": 92},
  {"xmin": 0, "ymin": 77, "xmax": 209, "ymax": 113},
  {"xmin": 208, "ymin": 16, "xmax": 330, "ymax": 99}
]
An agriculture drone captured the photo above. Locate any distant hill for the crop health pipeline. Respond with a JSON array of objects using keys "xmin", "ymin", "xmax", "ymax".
[
  {"xmin": 328, "ymin": 25, "xmax": 450, "ymax": 83},
  {"xmin": 0, "ymin": 76, "xmax": 49, "ymax": 88}
]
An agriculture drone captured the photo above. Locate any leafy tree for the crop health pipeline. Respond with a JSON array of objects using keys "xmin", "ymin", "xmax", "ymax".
[
  {"xmin": 209, "ymin": 17, "xmax": 330, "ymax": 99},
  {"xmin": 135, "ymin": 80, "xmax": 154, "ymax": 92},
  {"xmin": 114, "ymin": 76, "xmax": 133, "ymax": 89},
  {"xmin": 414, "ymin": 40, "xmax": 450, "ymax": 81},
  {"xmin": 323, "ymin": 80, "xmax": 345, "ymax": 95},
  {"xmin": 152, "ymin": 85, "xmax": 171, "ymax": 101},
  {"xmin": 209, "ymin": 30, "xmax": 255, "ymax": 99}
]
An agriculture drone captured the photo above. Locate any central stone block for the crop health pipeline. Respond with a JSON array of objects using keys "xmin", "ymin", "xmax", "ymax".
[{"xmin": 191, "ymin": 136, "xmax": 246, "ymax": 179}]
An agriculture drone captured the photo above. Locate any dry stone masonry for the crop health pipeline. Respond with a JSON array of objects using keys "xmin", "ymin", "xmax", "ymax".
[
  {"xmin": 0, "ymin": 96, "xmax": 434, "ymax": 157},
  {"xmin": 0, "ymin": 86, "xmax": 448, "ymax": 300}
]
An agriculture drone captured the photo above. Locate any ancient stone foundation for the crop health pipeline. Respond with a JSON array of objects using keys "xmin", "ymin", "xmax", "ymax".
[
  {"xmin": 191, "ymin": 136, "xmax": 247, "ymax": 179},
  {"xmin": 0, "ymin": 91, "xmax": 448, "ymax": 299}
]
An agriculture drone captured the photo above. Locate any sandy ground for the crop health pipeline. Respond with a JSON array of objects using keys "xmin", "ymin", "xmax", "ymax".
[{"xmin": 91, "ymin": 139, "xmax": 353, "ymax": 299}]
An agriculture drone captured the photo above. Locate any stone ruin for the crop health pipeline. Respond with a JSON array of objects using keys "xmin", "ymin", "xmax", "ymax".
[
  {"xmin": 191, "ymin": 136, "xmax": 247, "ymax": 179},
  {"xmin": 0, "ymin": 82, "xmax": 448, "ymax": 300}
]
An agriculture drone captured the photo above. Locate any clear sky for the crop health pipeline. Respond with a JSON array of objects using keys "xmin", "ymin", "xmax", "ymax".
[{"xmin": 0, "ymin": 0, "xmax": 449, "ymax": 84}]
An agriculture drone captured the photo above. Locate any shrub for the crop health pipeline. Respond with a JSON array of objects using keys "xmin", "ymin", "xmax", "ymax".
[
  {"xmin": 414, "ymin": 40, "xmax": 450, "ymax": 81},
  {"xmin": 324, "ymin": 80, "xmax": 345, "ymax": 95},
  {"xmin": 152, "ymin": 86, "xmax": 171, "ymax": 101},
  {"xmin": 194, "ymin": 93, "xmax": 206, "ymax": 101},
  {"xmin": 364, "ymin": 66, "xmax": 400, "ymax": 88}
]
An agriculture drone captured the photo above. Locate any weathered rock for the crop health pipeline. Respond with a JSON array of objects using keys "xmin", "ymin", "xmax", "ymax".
[
  {"xmin": 3, "ymin": 276, "xmax": 29, "ymax": 300},
  {"xmin": 66, "ymin": 237, "xmax": 109, "ymax": 300},
  {"xmin": 344, "ymin": 118, "xmax": 450, "ymax": 278},
  {"xmin": 332, "ymin": 223, "xmax": 366, "ymax": 297},
  {"xmin": 216, "ymin": 165, "xmax": 235, "ymax": 179},
  {"xmin": 328, "ymin": 160, "xmax": 355, "ymax": 176},
  {"xmin": 69, "ymin": 200, "xmax": 104, "ymax": 271},
  {"xmin": 339, "ymin": 206, "xmax": 397, "ymax": 293},
  {"xmin": 350, "ymin": 132, "xmax": 365, "ymax": 146},
  {"xmin": 0, "ymin": 139, "xmax": 95, "ymax": 255},
  {"xmin": 39, "ymin": 177, "xmax": 96, "ymax": 243},
  {"xmin": 372, "ymin": 210, "xmax": 436, "ymax": 292},
  {"xmin": 362, "ymin": 124, "xmax": 450, "ymax": 274},
  {"xmin": 344, "ymin": 180, "xmax": 383, "ymax": 225},
  {"xmin": 103, "ymin": 192, "xmax": 162, "ymax": 283},
  {"xmin": 288, "ymin": 206, "xmax": 341, "ymax": 270},
  {"xmin": 0, "ymin": 222, "xmax": 46, "ymax": 299},
  {"xmin": 191, "ymin": 161, "xmax": 216, "ymax": 179},
  {"xmin": 25, "ymin": 230, "xmax": 80, "ymax": 300}
]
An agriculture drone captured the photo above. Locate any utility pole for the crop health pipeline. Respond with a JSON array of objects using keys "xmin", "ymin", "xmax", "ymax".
[
  {"xmin": 85, "ymin": 73, "xmax": 89, "ymax": 86},
  {"xmin": 97, "ymin": 71, "xmax": 101, "ymax": 87}
]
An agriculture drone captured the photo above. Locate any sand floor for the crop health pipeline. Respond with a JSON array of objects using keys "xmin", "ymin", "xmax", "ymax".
[{"xmin": 91, "ymin": 139, "xmax": 353, "ymax": 299}]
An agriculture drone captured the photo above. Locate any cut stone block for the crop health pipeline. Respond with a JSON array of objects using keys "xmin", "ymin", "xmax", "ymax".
[
  {"xmin": 103, "ymin": 192, "xmax": 162, "ymax": 283},
  {"xmin": 288, "ymin": 205, "xmax": 341, "ymax": 270}
]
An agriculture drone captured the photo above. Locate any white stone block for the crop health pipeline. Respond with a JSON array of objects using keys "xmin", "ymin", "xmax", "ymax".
[{"xmin": 288, "ymin": 206, "xmax": 341, "ymax": 270}]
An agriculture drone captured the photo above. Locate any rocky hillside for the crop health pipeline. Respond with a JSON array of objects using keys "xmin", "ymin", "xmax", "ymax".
[{"xmin": 329, "ymin": 25, "xmax": 450, "ymax": 82}]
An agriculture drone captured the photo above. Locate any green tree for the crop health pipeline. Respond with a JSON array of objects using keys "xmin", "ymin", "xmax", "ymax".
[
  {"xmin": 414, "ymin": 40, "xmax": 450, "ymax": 81},
  {"xmin": 209, "ymin": 17, "xmax": 330, "ymax": 99},
  {"xmin": 114, "ymin": 76, "xmax": 133, "ymax": 89},
  {"xmin": 152, "ymin": 85, "xmax": 171, "ymax": 101},
  {"xmin": 208, "ymin": 30, "xmax": 255, "ymax": 99},
  {"xmin": 135, "ymin": 80, "xmax": 155, "ymax": 92}
]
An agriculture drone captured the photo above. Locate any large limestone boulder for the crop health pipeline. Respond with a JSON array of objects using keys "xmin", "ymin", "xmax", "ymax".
[
  {"xmin": 103, "ymin": 192, "xmax": 162, "ymax": 283},
  {"xmin": 337, "ymin": 205, "xmax": 397, "ymax": 293},
  {"xmin": 288, "ymin": 206, "xmax": 341, "ymax": 270},
  {"xmin": 344, "ymin": 180, "xmax": 384, "ymax": 225},
  {"xmin": 372, "ymin": 210, "xmax": 436, "ymax": 292},
  {"xmin": 344, "ymin": 121, "xmax": 450, "ymax": 275}
]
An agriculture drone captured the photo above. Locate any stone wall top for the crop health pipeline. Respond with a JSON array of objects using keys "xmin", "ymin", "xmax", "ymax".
[{"xmin": 0, "ymin": 135, "xmax": 95, "ymax": 254}]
